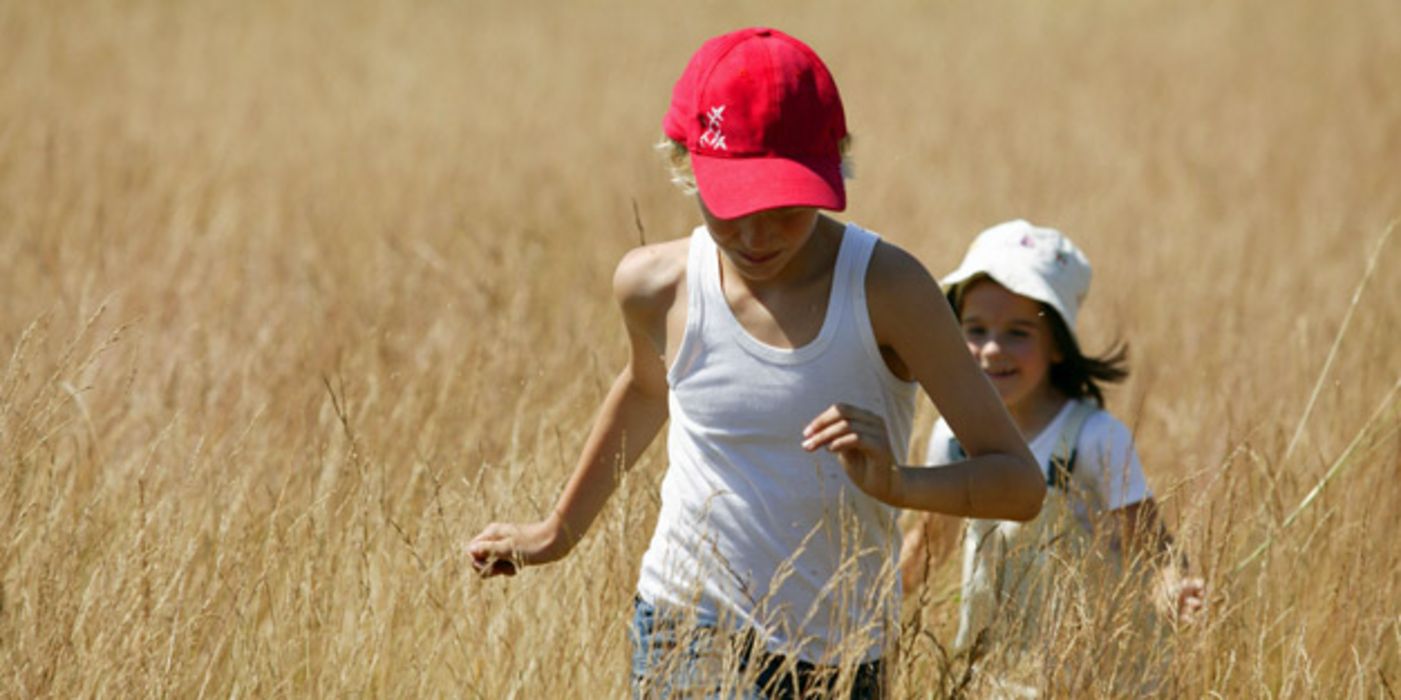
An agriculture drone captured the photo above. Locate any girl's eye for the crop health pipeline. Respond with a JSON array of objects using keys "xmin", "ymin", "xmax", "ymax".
[{"xmin": 1009, "ymin": 330, "xmax": 1031, "ymax": 339}]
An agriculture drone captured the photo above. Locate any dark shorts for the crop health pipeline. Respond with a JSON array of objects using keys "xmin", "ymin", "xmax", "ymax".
[{"xmin": 629, "ymin": 596, "xmax": 884, "ymax": 699}]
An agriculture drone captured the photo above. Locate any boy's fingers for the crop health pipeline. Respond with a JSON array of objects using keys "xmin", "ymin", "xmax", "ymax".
[
  {"xmin": 468, "ymin": 536, "xmax": 500, "ymax": 557},
  {"xmin": 805, "ymin": 424, "xmax": 881, "ymax": 453},
  {"xmin": 804, "ymin": 408, "xmax": 886, "ymax": 446},
  {"xmin": 472, "ymin": 555, "xmax": 519, "ymax": 578},
  {"xmin": 468, "ymin": 540, "xmax": 502, "ymax": 565},
  {"xmin": 802, "ymin": 419, "xmax": 853, "ymax": 450},
  {"xmin": 803, "ymin": 405, "xmax": 843, "ymax": 436},
  {"xmin": 470, "ymin": 522, "xmax": 508, "ymax": 543},
  {"xmin": 827, "ymin": 433, "xmax": 862, "ymax": 453},
  {"xmin": 468, "ymin": 526, "xmax": 518, "ymax": 561},
  {"xmin": 804, "ymin": 403, "xmax": 878, "ymax": 436},
  {"xmin": 468, "ymin": 538, "xmax": 522, "ymax": 578}
]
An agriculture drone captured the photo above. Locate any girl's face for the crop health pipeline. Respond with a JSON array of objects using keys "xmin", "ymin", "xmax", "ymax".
[
  {"xmin": 958, "ymin": 278, "xmax": 1064, "ymax": 411},
  {"xmin": 700, "ymin": 200, "xmax": 822, "ymax": 283}
]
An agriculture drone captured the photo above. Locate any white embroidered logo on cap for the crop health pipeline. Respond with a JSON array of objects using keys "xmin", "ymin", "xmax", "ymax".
[{"xmin": 699, "ymin": 105, "xmax": 727, "ymax": 151}]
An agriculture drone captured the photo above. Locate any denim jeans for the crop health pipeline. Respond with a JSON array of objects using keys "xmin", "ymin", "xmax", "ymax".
[{"xmin": 629, "ymin": 596, "xmax": 884, "ymax": 699}]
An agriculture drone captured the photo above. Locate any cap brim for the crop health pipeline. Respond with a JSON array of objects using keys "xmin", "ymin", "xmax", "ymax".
[{"xmin": 690, "ymin": 153, "xmax": 845, "ymax": 220}]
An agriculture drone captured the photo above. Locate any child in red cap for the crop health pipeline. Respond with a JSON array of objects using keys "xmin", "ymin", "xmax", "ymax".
[{"xmin": 469, "ymin": 28, "xmax": 1044, "ymax": 698}]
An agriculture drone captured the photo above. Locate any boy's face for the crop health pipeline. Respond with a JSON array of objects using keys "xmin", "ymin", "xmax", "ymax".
[
  {"xmin": 699, "ymin": 199, "xmax": 822, "ymax": 283},
  {"xmin": 958, "ymin": 278, "xmax": 1064, "ymax": 410}
]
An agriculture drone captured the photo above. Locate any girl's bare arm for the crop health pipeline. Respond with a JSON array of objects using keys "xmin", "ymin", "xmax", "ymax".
[
  {"xmin": 898, "ymin": 511, "xmax": 962, "ymax": 592},
  {"xmin": 468, "ymin": 245, "xmax": 679, "ymax": 576},
  {"xmin": 1114, "ymin": 498, "xmax": 1206, "ymax": 621}
]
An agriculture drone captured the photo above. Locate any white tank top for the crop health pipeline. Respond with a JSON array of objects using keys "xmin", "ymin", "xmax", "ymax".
[{"xmin": 636, "ymin": 223, "xmax": 917, "ymax": 664}]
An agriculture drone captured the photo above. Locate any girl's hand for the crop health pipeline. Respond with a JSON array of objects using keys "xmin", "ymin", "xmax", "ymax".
[
  {"xmin": 1156, "ymin": 568, "xmax": 1207, "ymax": 623},
  {"xmin": 467, "ymin": 517, "xmax": 566, "ymax": 578},
  {"xmin": 803, "ymin": 403, "xmax": 900, "ymax": 503}
]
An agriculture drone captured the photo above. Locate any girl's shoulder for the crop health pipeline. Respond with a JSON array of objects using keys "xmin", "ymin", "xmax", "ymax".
[
  {"xmin": 1069, "ymin": 402, "xmax": 1152, "ymax": 507},
  {"xmin": 1073, "ymin": 404, "xmax": 1137, "ymax": 455}
]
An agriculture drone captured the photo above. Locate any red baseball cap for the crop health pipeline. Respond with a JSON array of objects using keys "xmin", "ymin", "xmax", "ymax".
[{"xmin": 663, "ymin": 28, "xmax": 848, "ymax": 220}]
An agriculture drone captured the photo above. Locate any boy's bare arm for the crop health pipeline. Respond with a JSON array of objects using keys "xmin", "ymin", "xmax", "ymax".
[
  {"xmin": 819, "ymin": 242, "xmax": 1044, "ymax": 520},
  {"xmin": 468, "ymin": 245, "xmax": 679, "ymax": 576}
]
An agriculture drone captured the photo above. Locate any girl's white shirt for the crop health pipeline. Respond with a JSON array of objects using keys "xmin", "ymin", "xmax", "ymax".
[
  {"xmin": 636, "ymin": 224, "xmax": 917, "ymax": 665},
  {"xmin": 926, "ymin": 400, "xmax": 1152, "ymax": 536},
  {"xmin": 930, "ymin": 400, "xmax": 1155, "ymax": 659}
]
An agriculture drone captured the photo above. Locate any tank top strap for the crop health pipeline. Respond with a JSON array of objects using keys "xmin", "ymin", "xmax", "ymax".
[
  {"xmin": 684, "ymin": 225, "xmax": 712, "ymax": 324},
  {"xmin": 841, "ymin": 225, "xmax": 911, "ymax": 390},
  {"xmin": 665, "ymin": 227, "xmax": 715, "ymax": 386},
  {"xmin": 834, "ymin": 224, "xmax": 879, "ymax": 296}
]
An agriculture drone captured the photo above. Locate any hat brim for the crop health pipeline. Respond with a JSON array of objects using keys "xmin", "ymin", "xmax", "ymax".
[
  {"xmin": 942, "ymin": 267, "xmax": 1078, "ymax": 330},
  {"xmin": 690, "ymin": 153, "xmax": 845, "ymax": 220}
]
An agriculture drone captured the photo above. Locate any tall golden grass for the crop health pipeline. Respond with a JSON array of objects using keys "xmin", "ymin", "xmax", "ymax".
[{"xmin": 1, "ymin": 0, "xmax": 1398, "ymax": 696}]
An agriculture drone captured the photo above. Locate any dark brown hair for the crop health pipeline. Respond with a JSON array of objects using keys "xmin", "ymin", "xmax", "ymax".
[{"xmin": 947, "ymin": 284, "xmax": 1129, "ymax": 407}]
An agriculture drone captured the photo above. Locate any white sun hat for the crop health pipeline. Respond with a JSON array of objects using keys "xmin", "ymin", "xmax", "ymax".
[{"xmin": 942, "ymin": 219, "xmax": 1092, "ymax": 328}]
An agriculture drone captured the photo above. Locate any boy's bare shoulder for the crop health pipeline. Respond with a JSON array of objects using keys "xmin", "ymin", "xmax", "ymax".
[
  {"xmin": 864, "ymin": 238, "xmax": 952, "ymax": 344},
  {"xmin": 613, "ymin": 237, "xmax": 691, "ymax": 319},
  {"xmin": 866, "ymin": 239, "xmax": 939, "ymax": 299}
]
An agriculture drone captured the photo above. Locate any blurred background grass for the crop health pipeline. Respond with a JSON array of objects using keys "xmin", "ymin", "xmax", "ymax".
[{"xmin": 1, "ymin": 0, "xmax": 1397, "ymax": 696}]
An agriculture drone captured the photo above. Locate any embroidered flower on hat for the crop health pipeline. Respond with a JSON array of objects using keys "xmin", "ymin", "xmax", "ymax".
[{"xmin": 699, "ymin": 105, "xmax": 727, "ymax": 151}]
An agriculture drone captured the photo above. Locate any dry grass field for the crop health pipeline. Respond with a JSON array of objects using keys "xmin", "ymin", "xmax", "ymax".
[{"xmin": 2, "ymin": 0, "xmax": 1399, "ymax": 696}]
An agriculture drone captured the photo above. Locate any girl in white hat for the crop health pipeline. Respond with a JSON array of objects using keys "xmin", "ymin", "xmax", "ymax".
[{"xmin": 900, "ymin": 220, "xmax": 1205, "ymax": 693}]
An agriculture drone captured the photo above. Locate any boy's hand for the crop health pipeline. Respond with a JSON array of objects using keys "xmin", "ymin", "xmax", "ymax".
[
  {"xmin": 803, "ymin": 403, "xmax": 900, "ymax": 503},
  {"xmin": 467, "ymin": 517, "xmax": 566, "ymax": 578}
]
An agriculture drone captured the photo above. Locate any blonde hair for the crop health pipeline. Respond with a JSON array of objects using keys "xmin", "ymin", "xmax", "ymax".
[{"xmin": 655, "ymin": 135, "xmax": 854, "ymax": 195}]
